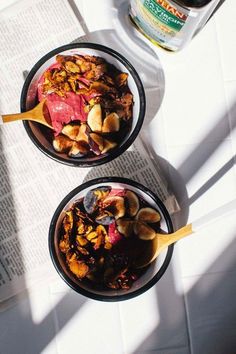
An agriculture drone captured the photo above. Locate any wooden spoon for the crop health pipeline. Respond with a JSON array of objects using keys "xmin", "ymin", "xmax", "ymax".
[
  {"xmin": 135, "ymin": 198, "xmax": 236, "ymax": 268},
  {"xmin": 0, "ymin": 99, "xmax": 53, "ymax": 129}
]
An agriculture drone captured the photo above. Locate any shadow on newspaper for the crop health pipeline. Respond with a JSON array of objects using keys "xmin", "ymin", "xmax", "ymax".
[{"xmin": 0, "ymin": 129, "xmax": 26, "ymax": 303}]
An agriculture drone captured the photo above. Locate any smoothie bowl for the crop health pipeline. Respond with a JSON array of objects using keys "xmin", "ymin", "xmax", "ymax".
[
  {"xmin": 49, "ymin": 177, "xmax": 174, "ymax": 301},
  {"xmin": 20, "ymin": 43, "xmax": 145, "ymax": 167}
]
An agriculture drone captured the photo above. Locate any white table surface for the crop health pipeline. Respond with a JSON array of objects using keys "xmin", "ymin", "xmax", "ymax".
[{"xmin": 1, "ymin": 1, "xmax": 236, "ymax": 354}]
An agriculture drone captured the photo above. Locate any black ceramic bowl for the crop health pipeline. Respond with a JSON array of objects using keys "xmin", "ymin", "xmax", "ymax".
[
  {"xmin": 49, "ymin": 177, "xmax": 174, "ymax": 301},
  {"xmin": 20, "ymin": 43, "xmax": 146, "ymax": 167}
]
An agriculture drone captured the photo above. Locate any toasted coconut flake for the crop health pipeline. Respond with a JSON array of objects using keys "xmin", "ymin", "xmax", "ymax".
[
  {"xmin": 136, "ymin": 207, "xmax": 161, "ymax": 223},
  {"xmin": 64, "ymin": 61, "xmax": 81, "ymax": 73}
]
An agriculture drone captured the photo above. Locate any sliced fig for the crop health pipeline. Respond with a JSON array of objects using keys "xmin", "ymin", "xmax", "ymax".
[
  {"xmin": 103, "ymin": 196, "xmax": 125, "ymax": 219},
  {"xmin": 87, "ymin": 104, "xmax": 102, "ymax": 132},
  {"xmin": 116, "ymin": 219, "xmax": 134, "ymax": 237},
  {"xmin": 61, "ymin": 124, "xmax": 80, "ymax": 140},
  {"xmin": 83, "ymin": 187, "xmax": 110, "ymax": 214},
  {"xmin": 75, "ymin": 123, "xmax": 89, "ymax": 143},
  {"xmin": 126, "ymin": 190, "xmax": 139, "ymax": 217},
  {"xmin": 101, "ymin": 139, "xmax": 117, "ymax": 154},
  {"xmin": 136, "ymin": 207, "xmax": 161, "ymax": 223},
  {"xmin": 89, "ymin": 133, "xmax": 104, "ymax": 155},
  {"xmin": 95, "ymin": 211, "xmax": 115, "ymax": 225},
  {"xmin": 134, "ymin": 221, "xmax": 156, "ymax": 240},
  {"xmin": 102, "ymin": 112, "xmax": 120, "ymax": 133},
  {"xmin": 83, "ymin": 190, "xmax": 98, "ymax": 214},
  {"xmin": 68, "ymin": 141, "xmax": 90, "ymax": 157},
  {"xmin": 53, "ymin": 135, "xmax": 73, "ymax": 153},
  {"xmin": 108, "ymin": 222, "xmax": 122, "ymax": 245}
]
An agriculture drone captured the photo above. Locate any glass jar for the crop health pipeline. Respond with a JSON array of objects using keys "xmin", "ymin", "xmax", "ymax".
[{"xmin": 129, "ymin": 0, "xmax": 221, "ymax": 51}]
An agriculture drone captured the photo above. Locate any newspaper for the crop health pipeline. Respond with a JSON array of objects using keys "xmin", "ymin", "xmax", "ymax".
[{"xmin": 0, "ymin": 0, "xmax": 178, "ymax": 307}]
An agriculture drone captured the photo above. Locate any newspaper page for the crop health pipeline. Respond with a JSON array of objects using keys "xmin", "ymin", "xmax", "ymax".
[{"xmin": 0, "ymin": 0, "xmax": 178, "ymax": 307}]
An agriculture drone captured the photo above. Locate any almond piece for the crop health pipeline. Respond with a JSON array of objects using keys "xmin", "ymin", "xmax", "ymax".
[
  {"xmin": 62, "ymin": 124, "xmax": 80, "ymax": 140},
  {"xmin": 101, "ymin": 139, "xmax": 117, "ymax": 154},
  {"xmin": 102, "ymin": 112, "xmax": 120, "ymax": 133},
  {"xmin": 87, "ymin": 104, "xmax": 102, "ymax": 132}
]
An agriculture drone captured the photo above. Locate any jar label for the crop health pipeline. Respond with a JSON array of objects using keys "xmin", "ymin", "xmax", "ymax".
[
  {"xmin": 130, "ymin": 0, "xmax": 190, "ymax": 49},
  {"xmin": 144, "ymin": 0, "xmax": 187, "ymax": 31}
]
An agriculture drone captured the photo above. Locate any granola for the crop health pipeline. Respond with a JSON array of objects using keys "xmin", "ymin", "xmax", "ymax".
[
  {"xmin": 37, "ymin": 54, "xmax": 134, "ymax": 158},
  {"xmin": 59, "ymin": 186, "xmax": 162, "ymax": 291}
]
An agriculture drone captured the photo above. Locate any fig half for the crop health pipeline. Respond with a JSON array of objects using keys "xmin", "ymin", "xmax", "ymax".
[
  {"xmin": 134, "ymin": 221, "xmax": 156, "ymax": 240},
  {"xmin": 126, "ymin": 190, "xmax": 139, "ymax": 217},
  {"xmin": 136, "ymin": 207, "xmax": 161, "ymax": 223}
]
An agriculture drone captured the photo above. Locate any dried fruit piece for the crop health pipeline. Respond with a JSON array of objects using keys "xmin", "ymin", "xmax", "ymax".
[
  {"xmin": 103, "ymin": 196, "xmax": 125, "ymax": 219},
  {"xmin": 62, "ymin": 124, "xmax": 80, "ymax": 140},
  {"xmin": 63, "ymin": 211, "xmax": 73, "ymax": 233},
  {"xmin": 116, "ymin": 219, "xmax": 134, "ymax": 237},
  {"xmin": 87, "ymin": 104, "xmax": 102, "ymax": 132},
  {"xmin": 101, "ymin": 139, "xmax": 117, "ymax": 154},
  {"xmin": 134, "ymin": 221, "xmax": 156, "ymax": 240},
  {"xmin": 53, "ymin": 135, "xmax": 73, "ymax": 152},
  {"xmin": 126, "ymin": 190, "xmax": 139, "ymax": 217},
  {"xmin": 86, "ymin": 231, "xmax": 98, "ymax": 241},
  {"xmin": 68, "ymin": 141, "xmax": 90, "ymax": 157},
  {"xmin": 136, "ymin": 208, "xmax": 161, "ymax": 223},
  {"xmin": 64, "ymin": 61, "xmax": 80, "ymax": 73},
  {"xmin": 83, "ymin": 187, "xmax": 110, "ymax": 214},
  {"xmin": 108, "ymin": 222, "xmax": 122, "ymax": 244},
  {"xmin": 116, "ymin": 72, "xmax": 128, "ymax": 87},
  {"xmin": 69, "ymin": 259, "xmax": 89, "ymax": 278},
  {"xmin": 76, "ymin": 235, "xmax": 88, "ymax": 247},
  {"xmin": 95, "ymin": 211, "xmax": 115, "ymax": 225},
  {"xmin": 102, "ymin": 112, "xmax": 120, "ymax": 133},
  {"xmin": 76, "ymin": 123, "xmax": 89, "ymax": 144},
  {"xmin": 89, "ymin": 133, "xmax": 104, "ymax": 154}
]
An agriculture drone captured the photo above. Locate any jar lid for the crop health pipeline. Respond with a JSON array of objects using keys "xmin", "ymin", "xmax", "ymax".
[{"xmin": 176, "ymin": 0, "xmax": 213, "ymax": 8}]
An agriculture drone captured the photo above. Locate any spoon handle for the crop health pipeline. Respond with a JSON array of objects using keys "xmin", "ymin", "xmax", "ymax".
[
  {"xmin": 1, "ymin": 111, "xmax": 35, "ymax": 123},
  {"xmin": 157, "ymin": 223, "xmax": 193, "ymax": 248}
]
